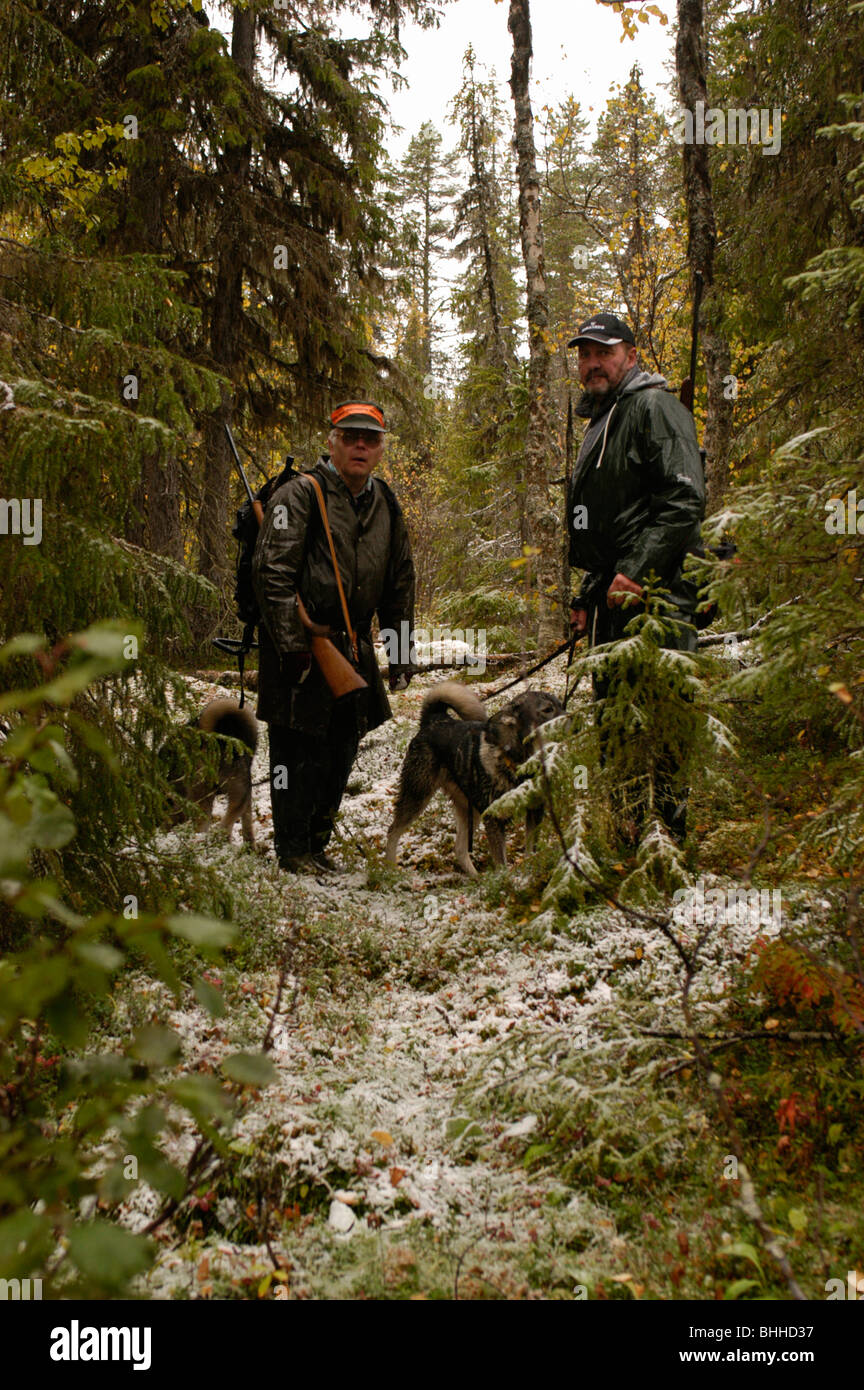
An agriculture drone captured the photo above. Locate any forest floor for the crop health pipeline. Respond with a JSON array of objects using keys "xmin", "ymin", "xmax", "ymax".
[{"xmin": 103, "ymin": 659, "xmax": 863, "ymax": 1301}]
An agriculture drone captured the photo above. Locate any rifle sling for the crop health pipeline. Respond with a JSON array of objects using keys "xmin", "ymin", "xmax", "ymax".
[{"xmin": 301, "ymin": 473, "xmax": 360, "ymax": 665}]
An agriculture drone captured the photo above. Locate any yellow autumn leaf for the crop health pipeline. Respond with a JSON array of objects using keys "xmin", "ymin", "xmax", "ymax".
[
  {"xmin": 371, "ymin": 1129, "xmax": 394, "ymax": 1146},
  {"xmin": 829, "ymin": 682, "xmax": 853, "ymax": 705}
]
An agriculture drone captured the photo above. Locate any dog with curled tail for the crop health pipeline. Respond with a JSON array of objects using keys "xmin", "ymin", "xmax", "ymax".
[
  {"xmin": 386, "ymin": 681, "xmax": 563, "ymax": 877},
  {"xmin": 161, "ymin": 698, "xmax": 258, "ymax": 843}
]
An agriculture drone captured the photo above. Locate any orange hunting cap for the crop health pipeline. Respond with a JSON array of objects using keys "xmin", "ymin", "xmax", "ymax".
[{"xmin": 330, "ymin": 400, "xmax": 386, "ymax": 431}]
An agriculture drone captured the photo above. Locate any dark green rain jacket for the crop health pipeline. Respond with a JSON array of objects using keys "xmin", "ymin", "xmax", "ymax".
[{"xmin": 568, "ymin": 366, "xmax": 706, "ymax": 646}]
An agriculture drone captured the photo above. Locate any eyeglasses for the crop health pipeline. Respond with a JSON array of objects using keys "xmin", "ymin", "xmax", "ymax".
[{"xmin": 336, "ymin": 428, "xmax": 384, "ymax": 447}]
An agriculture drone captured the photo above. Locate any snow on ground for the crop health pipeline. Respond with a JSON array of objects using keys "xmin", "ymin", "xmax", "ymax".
[{"xmin": 117, "ymin": 655, "xmax": 792, "ymax": 1299}]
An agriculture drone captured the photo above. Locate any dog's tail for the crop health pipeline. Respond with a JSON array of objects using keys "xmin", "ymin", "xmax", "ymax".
[
  {"xmin": 420, "ymin": 680, "xmax": 485, "ymax": 727},
  {"xmin": 197, "ymin": 698, "xmax": 259, "ymax": 753}
]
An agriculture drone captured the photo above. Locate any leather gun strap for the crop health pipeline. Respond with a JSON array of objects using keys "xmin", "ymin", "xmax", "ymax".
[{"xmin": 304, "ymin": 474, "xmax": 359, "ymax": 663}]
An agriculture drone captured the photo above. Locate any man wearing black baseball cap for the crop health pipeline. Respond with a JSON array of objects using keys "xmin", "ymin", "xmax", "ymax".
[
  {"xmin": 567, "ymin": 311, "xmax": 706, "ymax": 844},
  {"xmin": 252, "ymin": 400, "xmax": 416, "ymax": 873},
  {"xmin": 567, "ymin": 311, "xmax": 637, "ymax": 350}
]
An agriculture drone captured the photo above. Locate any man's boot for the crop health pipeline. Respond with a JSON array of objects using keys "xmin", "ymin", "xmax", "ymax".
[
  {"xmin": 308, "ymin": 851, "xmax": 346, "ymax": 874},
  {"xmin": 277, "ymin": 852, "xmax": 311, "ymax": 873}
]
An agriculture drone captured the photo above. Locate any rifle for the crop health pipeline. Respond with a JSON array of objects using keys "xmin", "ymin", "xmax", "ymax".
[
  {"xmin": 679, "ymin": 269, "xmax": 704, "ymax": 414},
  {"xmin": 224, "ymin": 424, "xmax": 366, "ymax": 701},
  {"xmin": 675, "ymin": 276, "xmax": 732, "ymax": 624}
]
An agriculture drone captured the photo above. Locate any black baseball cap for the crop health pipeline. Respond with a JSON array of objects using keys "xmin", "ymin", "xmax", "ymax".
[{"xmin": 568, "ymin": 313, "xmax": 636, "ymax": 348}]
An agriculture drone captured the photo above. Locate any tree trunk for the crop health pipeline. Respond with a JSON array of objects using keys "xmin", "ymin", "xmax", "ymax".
[
  {"xmin": 676, "ymin": 0, "xmax": 735, "ymax": 512},
  {"xmin": 508, "ymin": 0, "xmax": 562, "ymax": 645},
  {"xmin": 467, "ymin": 91, "xmax": 508, "ymax": 374},
  {"xmin": 701, "ymin": 325, "xmax": 733, "ymax": 509},
  {"xmin": 198, "ymin": 6, "xmax": 255, "ymax": 596},
  {"xmin": 120, "ymin": 59, "xmax": 183, "ymax": 562},
  {"xmin": 127, "ymin": 450, "xmax": 185, "ymax": 562},
  {"xmin": 422, "ymin": 167, "xmax": 433, "ymax": 376}
]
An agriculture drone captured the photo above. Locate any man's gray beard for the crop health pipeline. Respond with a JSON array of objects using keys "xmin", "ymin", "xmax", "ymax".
[{"xmin": 586, "ymin": 369, "xmax": 630, "ymax": 396}]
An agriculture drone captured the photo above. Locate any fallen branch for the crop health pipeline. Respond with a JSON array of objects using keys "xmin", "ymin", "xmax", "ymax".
[
  {"xmin": 656, "ymin": 1030, "xmax": 839, "ymax": 1081},
  {"xmin": 697, "ymin": 595, "xmax": 803, "ymax": 648}
]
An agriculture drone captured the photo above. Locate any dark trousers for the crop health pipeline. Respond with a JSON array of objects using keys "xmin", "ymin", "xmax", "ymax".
[
  {"xmin": 268, "ymin": 702, "xmax": 360, "ymax": 862},
  {"xmin": 589, "ymin": 600, "xmax": 695, "ymax": 842}
]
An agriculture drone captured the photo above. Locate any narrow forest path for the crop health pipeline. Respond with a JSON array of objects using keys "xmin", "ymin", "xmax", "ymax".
[{"xmin": 116, "ymin": 665, "xmax": 791, "ymax": 1301}]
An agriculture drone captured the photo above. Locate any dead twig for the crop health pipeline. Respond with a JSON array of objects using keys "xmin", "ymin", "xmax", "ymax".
[{"xmin": 697, "ymin": 595, "xmax": 804, "ymax": 648}]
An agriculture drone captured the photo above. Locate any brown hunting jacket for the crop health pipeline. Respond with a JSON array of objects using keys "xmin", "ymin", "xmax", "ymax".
[{"xmin": 251, "ymin": 457, "xmax": 415, "ymax": 732}]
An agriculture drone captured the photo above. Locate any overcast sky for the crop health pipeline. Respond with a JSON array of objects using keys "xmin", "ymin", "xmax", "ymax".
[
  {"xmin": 384, "ymin": 0, "xmax": 677, "ymax": 157},
  {"xmin": 208, "ymin": 2, "xmax": 678, "ymax": 156},
  {"xmin": 207, "ymin": 1, "xmax": 680, "ymax": 352},
  {"xmin": 379, "ymin": 0, "xmax": 678, "ymax": 351}
]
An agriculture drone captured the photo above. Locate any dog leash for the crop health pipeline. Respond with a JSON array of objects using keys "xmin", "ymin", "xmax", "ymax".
[
  {"xmin": 211, "ymin": 633, "xmax": 258, "ymax": 710},
  {"xmin": 562, "ymin": 607, "xmax": 601, "ymax": 708},
  {"xmin": 480, "ymin": 638, "xmax": 573, "ymax": 701},
  {"xmin": 563, "ymin": 633, "xmax": 578, "ymax": 708}
]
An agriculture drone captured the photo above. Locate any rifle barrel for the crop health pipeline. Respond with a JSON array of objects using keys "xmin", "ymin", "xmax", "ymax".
[{"xmin": 224, "ymin": 422, "xmax": 257, "ymax": 509}]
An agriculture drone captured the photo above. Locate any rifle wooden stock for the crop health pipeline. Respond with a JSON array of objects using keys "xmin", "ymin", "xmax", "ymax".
[
  {"xmin": 295, "ymin": 596, "xmax": 367, "ymax": 698},
  {"xmin": 249, "ymin": 490, "xmax": 366, "ymax": 700}
]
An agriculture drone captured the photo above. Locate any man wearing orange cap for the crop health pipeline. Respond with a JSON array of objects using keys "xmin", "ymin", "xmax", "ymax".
[{"xmin": 253, "ymin": 401, "xmax": 416, "ymax": 872}]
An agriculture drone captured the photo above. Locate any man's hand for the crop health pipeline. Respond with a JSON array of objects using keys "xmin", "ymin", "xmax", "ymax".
[
  {"xmin": 569, "ymin": 603, "xmax": 588, "ymax": 636},
  {"xmin": 282, "ymin": 652, "xmax": 312, "ymax": 684},
  {"xmin": 606, "ymin": 573, "xmax": 643, "ymax": 609}
]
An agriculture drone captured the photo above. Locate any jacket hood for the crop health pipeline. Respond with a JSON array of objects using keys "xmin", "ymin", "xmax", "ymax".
[{"xmin": 620, "ymin": 367, "xmax": 668, "ymax": 393}]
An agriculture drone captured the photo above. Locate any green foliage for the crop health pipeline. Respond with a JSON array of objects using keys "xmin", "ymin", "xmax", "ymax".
[
  {"xmin": 489, "ymin": 594, "xmax": 731, "ymax": 904},
  {"xmin": 0, "ymin": 630, "xmax": 273, "ymax": 1296},
  {"xmin": 704, "ymin": 429, "xmax": 864, "ymax": 872},
  {"xmin": 542, "ymin": 66, "xmax": 687, "ymax": 364}
]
